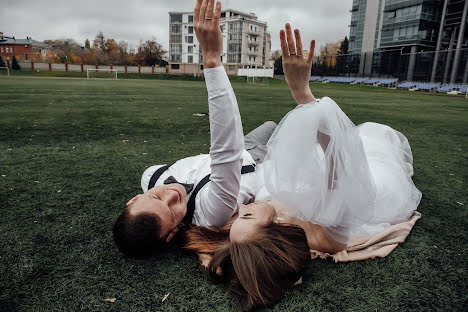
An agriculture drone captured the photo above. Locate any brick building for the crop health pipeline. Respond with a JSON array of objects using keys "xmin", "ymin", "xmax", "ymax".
[{"xmin": 0, "ymin": 34, "xmax": 51, "ymax": 60}]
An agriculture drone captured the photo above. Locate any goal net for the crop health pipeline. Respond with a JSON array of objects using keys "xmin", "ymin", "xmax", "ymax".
[
  {"xmin": 87, "ymin": 69, "xmax": 118, "ymax": 79},
  {"xmin": 246, "ymin": 76, "xmax": 270, "ymax": 85},
  {"xmin": 0, "ymin": 67, "xmax": 10, "ymax": 77}
]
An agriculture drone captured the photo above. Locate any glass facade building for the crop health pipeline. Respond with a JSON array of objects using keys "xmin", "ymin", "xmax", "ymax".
[{"xmin": 347, "ymin": 0, "xmax": 468, "ymax": 82}]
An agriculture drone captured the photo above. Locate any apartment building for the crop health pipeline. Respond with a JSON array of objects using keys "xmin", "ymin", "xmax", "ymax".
[{"xmin": 169, "ymin": 9, "xmax": 271, "ymax": 71}]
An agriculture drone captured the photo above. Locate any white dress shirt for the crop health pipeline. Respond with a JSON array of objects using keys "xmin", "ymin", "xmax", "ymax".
[{"xmin": 141, "ymin": 66, "xmax": 264, "ymax": 228}]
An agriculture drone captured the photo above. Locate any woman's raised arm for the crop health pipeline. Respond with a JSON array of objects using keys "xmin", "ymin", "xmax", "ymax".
[{"xmin": 280, "ymin": 24, "xmax": 316, "ymax": 105}]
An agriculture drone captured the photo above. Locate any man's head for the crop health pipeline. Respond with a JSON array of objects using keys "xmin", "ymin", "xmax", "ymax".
[{"xmin": 112, "ymin": 183, "xmax": 188, "ymax": 257}]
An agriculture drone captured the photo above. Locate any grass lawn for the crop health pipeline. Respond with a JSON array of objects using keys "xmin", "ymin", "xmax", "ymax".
[{"xmin": 0, "ymin": 75, "xmax": 466, "ymax": 311}]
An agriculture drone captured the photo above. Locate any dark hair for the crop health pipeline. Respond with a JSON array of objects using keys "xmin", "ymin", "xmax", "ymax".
[
  {"xmin": 181, "ymin": 220, "xmax": 310, "ymax": 310},
  {"xmin": 112, "ymin": 208, "xmax": 164, "ymax": 258}
]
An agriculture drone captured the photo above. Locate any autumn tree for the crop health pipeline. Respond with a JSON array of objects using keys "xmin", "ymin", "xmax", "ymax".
[
  {"xmin": 135, "ymin": 38, "xmax": 167, "ymax": 66},
  {"xmin": 47, "ymin": 39, "xmax": 83, "ymax": 64},
  {"xmin": 85, "ymin": 39, "xmax": 90, "ymax": 49}
]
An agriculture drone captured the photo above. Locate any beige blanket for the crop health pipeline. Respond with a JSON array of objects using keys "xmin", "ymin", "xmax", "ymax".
[{"xmin": 310, "ymin": 212, "xmax": 421, "ymax": 262}]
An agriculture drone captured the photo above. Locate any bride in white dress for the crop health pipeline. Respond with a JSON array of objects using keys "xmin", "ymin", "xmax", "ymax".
[{"xmin": 224, "ymin": 23, "xmax": 422, "ymax": 308}]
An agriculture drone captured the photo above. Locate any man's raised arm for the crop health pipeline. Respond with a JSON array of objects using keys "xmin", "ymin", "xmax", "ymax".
[{"xmin": 193, "ymin": 0, "xmax": 244, "ymax": 227}]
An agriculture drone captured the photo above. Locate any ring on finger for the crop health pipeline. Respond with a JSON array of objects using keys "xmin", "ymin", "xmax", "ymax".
[
  {"xmin": 290, "ymin": 52, "xmax": 296, "ymax": 56},
  {"xmin": 205, "ymin": 17, "xmax": 212, "ymax": 20}
]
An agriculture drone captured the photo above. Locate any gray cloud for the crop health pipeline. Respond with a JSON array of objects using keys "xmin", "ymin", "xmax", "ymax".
[{"xmin": 1, "ymin": 0, "xmax": 352, "ymax": 52}]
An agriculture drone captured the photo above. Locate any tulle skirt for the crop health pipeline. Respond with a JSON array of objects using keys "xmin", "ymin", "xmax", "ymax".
[
  {"xmin": 352, "ymin": 122, "xmax": 422, "ymax": 236},
  {"xmin": 263, "ymin": 97, "xmax": 422, "ymax": 242}
]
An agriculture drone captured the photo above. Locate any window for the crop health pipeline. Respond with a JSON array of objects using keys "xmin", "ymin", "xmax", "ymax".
[
  {"xmin": 188, "ymin": 36, "xmax": 194, "ymax": 44},
  {"xmin": 170, "ymin": 14, "xmax": 182, "ymax": 23},
  {"xmin": 0, "ymin": 47, "xmax": 3, "ymax": 52},
  {"xmin": 171, "ymin": 54, "xmax": 181, "ymax": 62},
  {"xmin": 6, "ymin": 47, "xmax": 9, "ymax": 53},
  {"xmin": 221, "ymin": 12, "xmax": 226, "ymax": 18},
  {"xmin": 171, "ymin": 64, "xmax": 180, "ymax": 69},
  {"xmin": 228, "ymin": 65, "xmax": 235, "ymax": 70},
  {"xmin": 11, "ymin": 47, "xmax": 13, "ymax": 53},
  {"xmin": 188, "ymin": 46, "xmax": 193, "ymax": 53},
  {"xmin": 171, "ymin": 24, "xmax": 181, "ymax": 33},
  {"xmin": 170, "ymin": 35, "xmax": 182, "ymax": 43},
  {"xmin": 188, "ymin": 26, "xmax": 194, "ymax": 34},
  {"xmin": 188, "ymin": 55, "xmax": 193, "ymax": 63},
  {"xmin": 170, "ymin": 44, "xmax": 182, "ymax": 53},
  {"xmin": 188, "ymin": 15, "xmax": 194, "ymax": 23}
]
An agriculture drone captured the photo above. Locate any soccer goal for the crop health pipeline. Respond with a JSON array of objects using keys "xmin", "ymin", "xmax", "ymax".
[
  {"xmin": 0, "ymin": 67, "xmax": 10, "ymax": 77},
  {"xmin": 87, "ymin": 69, "xmax": 118, "ymax": 80},
  {"xmin": 246, "ymin": 76, "xmax": 270, "ymax": 85}
]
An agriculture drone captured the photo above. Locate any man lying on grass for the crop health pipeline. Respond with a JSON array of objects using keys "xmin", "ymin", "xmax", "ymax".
[{"xmin": 112, "ymin": 0, "xmax": 276, "ymax": 257}]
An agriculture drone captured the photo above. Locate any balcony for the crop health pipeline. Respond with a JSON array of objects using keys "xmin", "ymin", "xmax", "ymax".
[
  {"xmin": 248, "ymin": 29, "xmax": 260, "ymax": 35},
  {"xmin": 248, "ymin": 50, "xmax": 260, "ymax": 56},
  {"xmin": 248, "ymin": 40, "xmax": 260, "ymax": 46}
]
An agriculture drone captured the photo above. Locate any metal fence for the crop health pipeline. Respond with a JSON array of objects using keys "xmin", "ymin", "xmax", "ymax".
[{"xmin": 307, "ymin": 48, "xmax": 468, "ymax": 83}]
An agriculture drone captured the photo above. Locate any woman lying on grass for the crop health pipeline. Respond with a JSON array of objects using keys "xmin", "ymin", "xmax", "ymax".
[{"xmin": 181, "ymin": 0, "xmax": 422, "ymax": 310}]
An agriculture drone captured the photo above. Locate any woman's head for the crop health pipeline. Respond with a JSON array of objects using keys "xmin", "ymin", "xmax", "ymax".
[
  {"xmin": 208, "ymin": 222, "xmax": 310, "ymax": 310},
  {"xmin": 229, "ymin": 201, "xmax": 277, "ymax": 242}
]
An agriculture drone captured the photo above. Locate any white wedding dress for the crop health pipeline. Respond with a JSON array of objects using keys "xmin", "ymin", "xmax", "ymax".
[{"xmin": 262, "ymin": 97, "xmax": 422, "ymax": 243}]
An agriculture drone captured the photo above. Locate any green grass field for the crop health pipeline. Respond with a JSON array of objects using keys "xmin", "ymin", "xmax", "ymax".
[{"xmin": 0, "ymin": 75, "xmax": 467, "ymax": 311}]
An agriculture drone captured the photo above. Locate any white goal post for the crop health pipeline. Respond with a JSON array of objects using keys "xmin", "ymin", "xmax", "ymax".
[
  {"xmin": 86, "ymin": 69, "xmax": 118, "ymax": 79},
  {"xmin": 0, "ymin": 67, "xmax": 10, "ymax": 76}
]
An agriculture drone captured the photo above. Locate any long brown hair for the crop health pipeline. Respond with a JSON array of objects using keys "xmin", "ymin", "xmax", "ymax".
[{"xmin": 180, "ymin": 218, "xmax": 310, "ymax": 310}]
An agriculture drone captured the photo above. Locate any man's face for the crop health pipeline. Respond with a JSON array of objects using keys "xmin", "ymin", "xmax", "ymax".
[{"xmin": 127, "ymin": 184, "xmax": 188, "ymax": 241}]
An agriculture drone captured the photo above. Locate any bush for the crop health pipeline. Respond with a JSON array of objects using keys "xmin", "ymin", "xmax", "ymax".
[
  {"xmin": 0, "ymin": 55, "xmax": 6, "ymax": 68},
  {"xmin": 12, "ymin": 56, "xmax": 21, "ymax": 70}
]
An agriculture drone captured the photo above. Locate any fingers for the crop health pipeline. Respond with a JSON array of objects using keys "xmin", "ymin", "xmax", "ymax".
[
  {"xmin": 280, "ymin": 30, "xmax": 289, "ymax": 58},
  {"xmin": 294, "ymin": 29, "xmax": 303, "ymax": 57},
  {"xmin": 307, "ymin": 40, "xmax": 316, "ymax": 64},
  {"xmin": 206, "ymin": 0, "xmax": 215, "ymax": 20},
  {"xmin": 213, "ymin": 1, "xmax": 221, "ymax": 25},
  {"xmin": 285, "ymin": 24, "xmax": 296, "ymax": 55},
  {"xmin": 194, "ymin": 0, "xmax": 203, "ymax": 25},
  {"xmin": 199, "ymin": 0, "xmax": 208, "ymax": 24}
]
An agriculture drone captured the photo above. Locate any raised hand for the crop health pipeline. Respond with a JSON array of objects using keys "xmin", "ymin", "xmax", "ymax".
[
  {"xmin": 280, "ymin": 24, "xmax": 316, "ymax": 104},
  {"xmin": 194, "ymin": 0, "xmax": 222, "ymax": 68}
]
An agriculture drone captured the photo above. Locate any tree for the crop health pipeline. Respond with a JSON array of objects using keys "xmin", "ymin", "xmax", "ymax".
[
  {"xmin": 274, "ymin": 56, "xmax": 283, "ymax": 75},
  {"xmin": 0, "ymin": 55, "xmax": 6, "ymax": 67},
  {"xmin": 93, "ymin": 31, "xmax": 106, "ymax": 52},
  {"xmin": 338, "ymin": 36, "xmax": 349, "ymax": 55},
  {"xmin": 85, "ymin": 39, "xmax": 90, "ymax": 49},
  {"xmin": 135, "ymin": 38, "xmax": 167, "ymax": 66},
  {"xmin": 271, "ymin": 49, "xmax": 281, "ymax": 60},
  {"xmin": 337, "ymin": 36, "xmax": 349, "ymax": 75},
  {"xmin": 11, "ymin": 56, "xmax": 20, "ymax": 70},
  {"xmin": 47, "ymin": 38, "xmax": 82, "ymax": 64}
]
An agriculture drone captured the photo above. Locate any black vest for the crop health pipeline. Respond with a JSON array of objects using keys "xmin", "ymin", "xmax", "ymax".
[{"xmin": 148, "ymin": 164, "xmax": 255, "ymax": 225}]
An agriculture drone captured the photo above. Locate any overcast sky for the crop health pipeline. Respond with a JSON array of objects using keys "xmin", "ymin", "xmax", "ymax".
[{"xmin": 1, "ymin": 0, "xmax": 352, "ymax": 52}]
